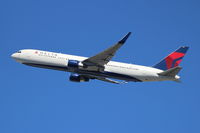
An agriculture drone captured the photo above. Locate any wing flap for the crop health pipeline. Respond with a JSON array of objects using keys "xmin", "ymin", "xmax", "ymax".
[
  {"xmin": 81, "ymin": 74, "xmax": 128, "ymax": 84},
  {"xmin": 96, "ymin": 77, "xmax": 128, "ymax": 84}
]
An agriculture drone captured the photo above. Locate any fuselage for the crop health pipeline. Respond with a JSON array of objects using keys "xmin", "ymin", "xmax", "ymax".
[{"xmin": 11, "ymin": 49, "xmax": 179, "ymax": 82}]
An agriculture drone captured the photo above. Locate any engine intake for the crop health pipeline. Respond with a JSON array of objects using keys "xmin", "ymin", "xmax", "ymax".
[
  {"xmin": 69, "ymin": 73, "xmax": 89, "ymax": 82},
  {"xmin": 67, "ymin": 60, "xmax": 84, "ymax": 68}
]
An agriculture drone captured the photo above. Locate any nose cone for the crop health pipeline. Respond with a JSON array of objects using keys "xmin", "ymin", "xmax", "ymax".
[
  {"xmin": 11, "ymin": 53, "xmax": 21, "ymax": 61},
  {"xmin": 11, "ymin": 53, "xmax": 17, "ymax": 59}
]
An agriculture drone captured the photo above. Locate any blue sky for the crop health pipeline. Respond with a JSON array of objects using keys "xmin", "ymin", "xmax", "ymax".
[{"xmin": 1, "ymin": 0, "xmax": 200, "ymax": 133}]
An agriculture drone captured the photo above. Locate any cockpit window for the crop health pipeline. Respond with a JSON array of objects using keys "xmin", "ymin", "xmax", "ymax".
[{"xmin": 17, "ymin": 51, "xmax": 21, "ymax": 53}]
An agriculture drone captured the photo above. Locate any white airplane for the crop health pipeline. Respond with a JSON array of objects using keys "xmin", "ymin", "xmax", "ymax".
[{"xmin": 11, "ymin": 32, "xmax": 189, "ymax": 84}]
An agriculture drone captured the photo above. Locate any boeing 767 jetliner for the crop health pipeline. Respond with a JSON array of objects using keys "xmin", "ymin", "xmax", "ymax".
[{"xmin": 11, "ymin": 32, "xmax": 189, "ymax": 84}]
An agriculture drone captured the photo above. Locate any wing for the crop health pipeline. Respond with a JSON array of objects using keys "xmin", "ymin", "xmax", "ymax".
[
  {"xmin": 81, "ymin": 74, "xmax": 128, "ymax": 84},
  {"xmin": 95, "ymin": 77, "xmax": 128, "ymax": 84},
  {"xmin": 82, "ymin": 32, "xmax": 132, "ymax": 68}
]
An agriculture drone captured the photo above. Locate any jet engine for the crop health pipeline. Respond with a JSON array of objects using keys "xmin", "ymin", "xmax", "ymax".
[
  {"xmin": 69, "ymin": 73, "xmax": 89, "ymax": 82},
  {"xmin": 67, "ymin": 60, "xmax": 84, "ymax": 68}
]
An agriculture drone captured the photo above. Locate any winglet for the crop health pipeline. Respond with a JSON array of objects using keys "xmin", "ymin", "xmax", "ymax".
[{"xmin": 118, "ymin": 32, "xmax": 132, "ymax": 44}]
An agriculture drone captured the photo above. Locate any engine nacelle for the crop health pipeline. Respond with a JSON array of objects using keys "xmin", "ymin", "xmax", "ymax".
[
  {"xmin": 67, "ymin": 60, "xmax": 84, "ymax": 68},
  {"xmin": 69, "ymin": 73, "xmax": 89, "ymax": 82}
]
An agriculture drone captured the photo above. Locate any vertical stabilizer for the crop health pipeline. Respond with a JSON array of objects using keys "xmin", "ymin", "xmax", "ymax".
[{"xmin": 153, "ymin": 46, "xmax": 189, "ymax": 70}]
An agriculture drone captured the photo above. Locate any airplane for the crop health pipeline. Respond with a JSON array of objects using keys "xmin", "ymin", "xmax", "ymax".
[{"xmin": 11, "ymin": 32, "xmax": 189, "ymax": 84}]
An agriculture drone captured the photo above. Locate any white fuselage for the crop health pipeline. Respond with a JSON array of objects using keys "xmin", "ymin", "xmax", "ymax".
[{"xmin": 11, "ymin": 49, "xmax": 179, "ymax": 82}]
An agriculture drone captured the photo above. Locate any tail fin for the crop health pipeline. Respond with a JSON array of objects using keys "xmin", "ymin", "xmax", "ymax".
[{"xmin": 153, "ymin": 46, "xmax": 189, "ymax": 70}]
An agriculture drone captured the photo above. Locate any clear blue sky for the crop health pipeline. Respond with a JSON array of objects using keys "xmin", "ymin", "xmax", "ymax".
[{"xmin": 1, "ymin": 0, "xmax": 200, "ymax": 133}]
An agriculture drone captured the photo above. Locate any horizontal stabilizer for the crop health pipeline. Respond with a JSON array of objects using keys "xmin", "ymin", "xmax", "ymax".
[
  {"xmin": 174, "ymin": 79, "xmax": 181, "ymax": 83},
  {"xmin": 158, "ymin": 66, "xmax": 182, "ymax": 77}
]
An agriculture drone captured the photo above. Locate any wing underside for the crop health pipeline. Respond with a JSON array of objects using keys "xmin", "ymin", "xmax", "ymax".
[
  {"xmin": 70, "ymin": 32, "xmax": 132, "ymax": 84},
  {"xmin": 82, "ymin": 32, "xmax": 131, "ymax": 70},
  {"xmin": 82, "ymin": 74, "xmax": 128, "ymax": 84}
]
